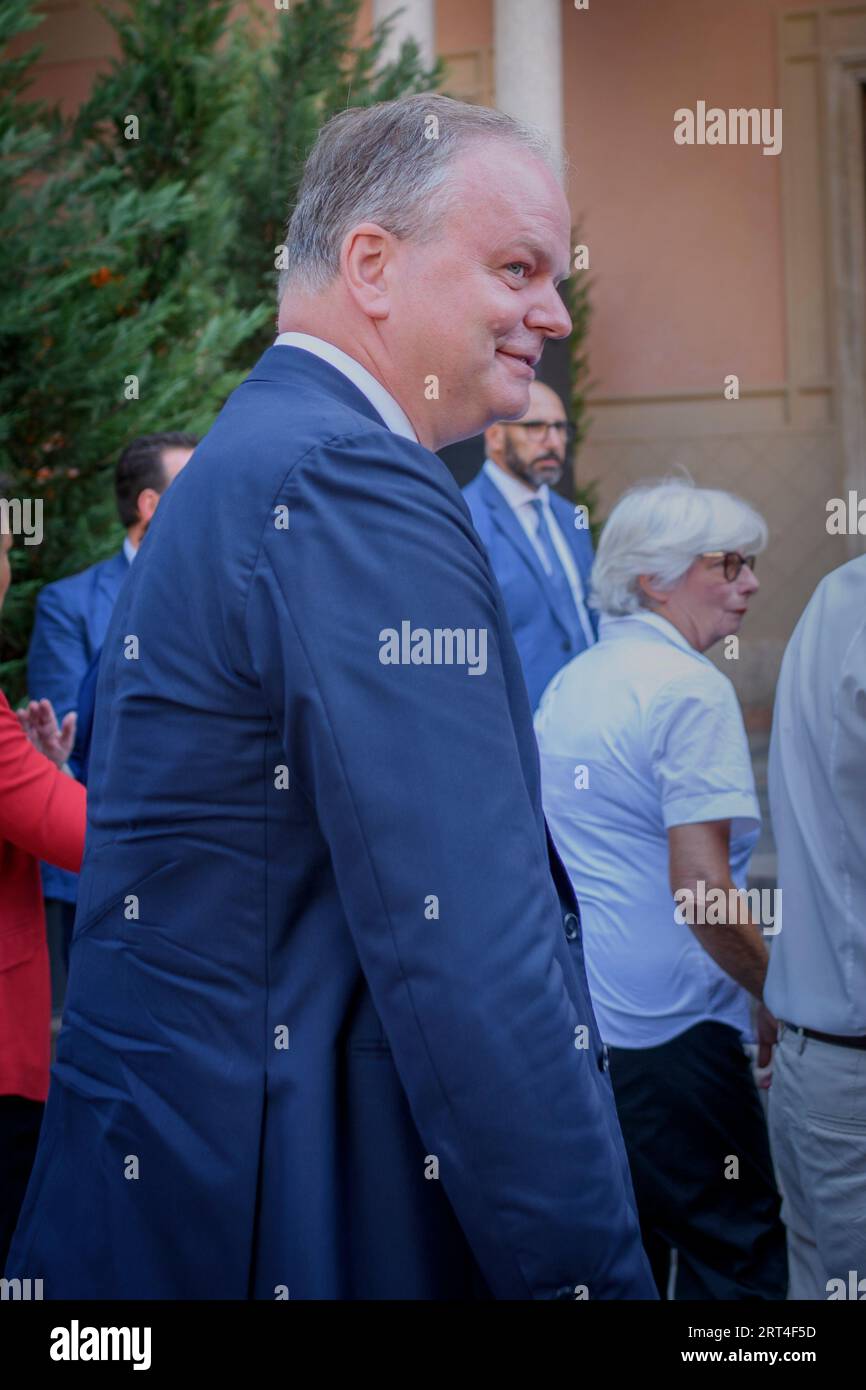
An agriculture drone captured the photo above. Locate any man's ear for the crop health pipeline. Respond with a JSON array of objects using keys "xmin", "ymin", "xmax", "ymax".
[
  {"xmin": 340, "ymin": 222, "xmax": 394, "ymax": 321},
  {"xmin": 485, "ymin": 423, "xmax": 505, "ymax": 459},
  {"xmin": 136, "ymin": 488, "xmax": 161, "ymax": 526}
]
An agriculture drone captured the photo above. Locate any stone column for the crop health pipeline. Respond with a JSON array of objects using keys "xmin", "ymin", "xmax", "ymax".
[
  {"xmin": 373, "ymin": 0, "xmax": 436, "ymax": 71},
  {"xmin": 494, "ymin": 0, "xmax": 564, "ymax": 174}
]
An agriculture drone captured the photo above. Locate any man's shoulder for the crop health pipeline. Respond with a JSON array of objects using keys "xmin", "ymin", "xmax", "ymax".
[
  {"xmin": 171, "ymin": 382, "xmax": 470, "ymax": 562},
  {"xmin": 549, "ymin": 489, "xmax": 593, "ymax": 550},
  {"xmin": 779, "ymin": 554, "xmax": 866, "ymax": 699},
  {"xmin": 240, "ymin": 344, "xmax": 407, "ymax": 446},
  {"xmin": 285, "ymin": 421, "xmax": 466, "ymax": 523},
  {"xmin": 462, "ymin": 469, "xmax": 496, "ymax": 525},
  {"xmin": 202, "ymin": 349, "xmax": 422, "ymax": 485},
  {"xmin": 800, "ymin": 554, "xmax": 866, "ymax": 646},
  {"xmin": 36, "ymin": 551, "xmax": 125, "ymax": 610},
  {"xmin": 462, "ymin": 469, "xmax": 488, "ymax": 499}
]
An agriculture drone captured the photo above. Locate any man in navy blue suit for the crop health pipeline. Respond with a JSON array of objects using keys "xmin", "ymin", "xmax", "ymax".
[
  {"xmin": 8, "ymin": 94, "xmax": 654, "ymax": 1300},
  {"xmin": 25, "ymin": 433, "xmax": 195, "ymax": 957},
  {"xmin": 463, "ymin": 381, "xmax": 596, "ymax": 710}
]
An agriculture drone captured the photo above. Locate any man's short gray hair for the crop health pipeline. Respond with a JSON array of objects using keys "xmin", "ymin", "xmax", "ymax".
[
  {"xmin": 278, "ymin": 92, "xmax": 557, "ymax": 300},
  {"xmin": 591, "ymin": 477, "xmax": 769, "ymax": 617}
]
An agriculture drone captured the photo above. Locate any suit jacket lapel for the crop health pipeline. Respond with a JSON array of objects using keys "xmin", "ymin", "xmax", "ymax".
[
  {"xmin": 91, "ymin": 550, "xmax": 129, "ymax": 645},
  {"xmin": 480, "ymin": 474, "xmax": 573, "ymax": 637},
  {"xmin": 96, "ymin": 549, "xmax": 129, "ymax": 602},
  {"xmin": 550, "ymin": 492, "xmax": 599, "ymax": 638}
]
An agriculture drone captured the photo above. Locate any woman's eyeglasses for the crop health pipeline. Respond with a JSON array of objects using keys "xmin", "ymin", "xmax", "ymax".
[{"xmin": 701, "ymin": 551, "xmax": 757, "ymax": 582}]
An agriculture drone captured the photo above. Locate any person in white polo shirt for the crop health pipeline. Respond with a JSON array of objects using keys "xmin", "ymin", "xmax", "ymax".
[
  {"xmin": 535, "ymin": 477, "xmax": 787, "ymax": 1300},
  {"xmin": 765, "ymin": 554, "xmax": 866, "ymax": 1300}
]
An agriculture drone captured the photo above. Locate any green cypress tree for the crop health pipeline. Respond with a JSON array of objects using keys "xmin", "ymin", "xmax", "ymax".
[{"xmin": 562, "ymin": 225, "xmax": 598, "ymax": 540}]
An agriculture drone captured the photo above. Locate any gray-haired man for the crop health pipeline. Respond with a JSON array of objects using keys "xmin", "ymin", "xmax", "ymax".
[{"xmin": 7, "ymin": 94, "xmax": 654, "ymax": 1300}]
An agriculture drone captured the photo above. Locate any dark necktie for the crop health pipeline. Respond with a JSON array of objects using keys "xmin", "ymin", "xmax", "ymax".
[
  {"xmin": 530, "ymin": 498, "xmax": 576, "ymax": 607},
  {"xmin": 529, "ymin": 497, "xmax": 589, "ymax": 653}
]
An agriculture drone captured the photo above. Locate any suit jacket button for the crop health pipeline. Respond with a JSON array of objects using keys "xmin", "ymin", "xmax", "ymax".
[
  {"xmin": 598, "ymin": 1044, "xmax": 610, "ymax": 1073},
  {"xmin": 563, "ymin": 912, "xmax": 579, "ymax": 941},
  {"xmin": 561, "ymin": 638, "xmax": 572, "ymax": 651}
]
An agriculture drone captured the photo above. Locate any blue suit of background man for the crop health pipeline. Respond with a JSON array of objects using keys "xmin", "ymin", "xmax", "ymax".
[
  {"xmin": 26, "ymin": 549, "xmax": 130, "ymax": 902},
  {"xmin": 7, "ymin": 344, "xmax": 654, "ymax": 1300},
  {"xmin": 462, "ymin": 467, "xmax": 596, "ymax": 710}
]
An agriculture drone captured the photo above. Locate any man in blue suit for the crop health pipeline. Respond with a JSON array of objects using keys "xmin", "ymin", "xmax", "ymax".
[
  {"xmin": 25, "ymin": 433, "xmax": 196, "ymax": 957},
  {"xmin": 463, "ymin": 381, "xmax": 597, "ymax": 710},
  {"xmin": 8, "ymin": 94, "xmax": 654, "ymax": 1300}
]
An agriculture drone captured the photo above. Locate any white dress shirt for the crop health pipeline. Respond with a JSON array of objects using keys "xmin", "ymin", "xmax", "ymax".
[
  {"xmin": 766, "ymin": 555, "xmax": 866, "ymax": 1035},
  {"xmin": 274, "ymin": 332, "xmax": 417, "ymax": 442},
  {"xmin": 482, "ymin": 459, "xmax": 595, "ymax": 647},
  {"xmin": 122, "ymin": 536, "xmax": 138, "ymax": 565},
  {"xmin": 535, "ymin": 611, "xmax": 760, "ymax": 1049}
]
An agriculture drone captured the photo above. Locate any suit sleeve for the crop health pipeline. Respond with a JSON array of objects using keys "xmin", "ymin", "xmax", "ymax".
[
  {"xmin": 0, "ymin": 694, "xmax": 86, "ymax": 870},
  {"xmin": 27, "ymin": 582, "xmax": 88, "ymax": 715},
  {"xmin": 244, "ymin": 431, "xmax": 650, "ymax": 1300},
  {"xmin": 68, "ymin": 653, "xmax": 101, "ymax": 784}
]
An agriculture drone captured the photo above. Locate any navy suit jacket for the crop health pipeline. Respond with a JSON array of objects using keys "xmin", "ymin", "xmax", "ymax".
[
  {"xmin": 26, "ymin": 549, "xmax": 129, "ymax": 900},
  {"xmin": 69, "ymin": 650, "xmax": 101, "ymax": 786},
  {"xmin": 462, "ymin": 468, "xmax": 597, "ymax": 710},
  {"xmin": 8, "ymin": 346, "xmax": 653, "ymax": 1300}
]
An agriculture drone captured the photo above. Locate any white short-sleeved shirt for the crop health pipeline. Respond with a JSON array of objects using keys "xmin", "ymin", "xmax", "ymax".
[
  {"xmin": 766, "ymin": 555, "xmax": 866, "ymax": 1034},
  {"xmin": 535, "ymin": 611, "xmax": 760, "ymax": 1049}
]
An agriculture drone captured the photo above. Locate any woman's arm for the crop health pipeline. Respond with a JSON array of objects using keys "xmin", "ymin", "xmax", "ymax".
[
  {"xmin": 0, "ymin": 691, "xmax": 86, "ymax": 871},
  {"xmin": 668, "ymin": 818, "xmax": 769, "ymax": 1001}
]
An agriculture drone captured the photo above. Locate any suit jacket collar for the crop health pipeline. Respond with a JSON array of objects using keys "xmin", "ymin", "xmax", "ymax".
[
  {"xmin": 476, "ymin": 470, "xmax": 576, "ymax": 638},
  {"xmin": 83, "ymin": 551, "xmax": 131, "ymax": 653},
  {"xmin": 248, "ymin": 346, "xmax": 396, "ymax": 438},
  {"xmin": 273, "ymin": 333, "xmax": 417, "ymax": 442},
  {"xmin": 96, "ymin": 547, "xmax": 131, "ymax": 600}
]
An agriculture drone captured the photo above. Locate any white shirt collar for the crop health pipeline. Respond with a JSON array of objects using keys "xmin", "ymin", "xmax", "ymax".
[
  {"xmin": 599, "ymin": 610, "xmax": 704, "ymax": 659},
  {"xmin": 274, "ymin": 332, "xmax": 417, "ymax": 443},
  {"xmin": 482, "ymin": 458, "xmax": 548, "ymax": 511},
  {"xmin": 123, "ymin": 536, "xmax": 138, "ymax": 565}
]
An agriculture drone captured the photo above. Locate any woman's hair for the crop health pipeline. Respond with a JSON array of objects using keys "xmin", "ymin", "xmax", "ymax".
[{"xmin": 590, "ymin": 476, "xmax": 769, "ymax": 617}]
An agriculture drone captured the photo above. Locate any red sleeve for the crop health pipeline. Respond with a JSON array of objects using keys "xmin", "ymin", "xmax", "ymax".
[{"xmin": 0, "ymin": 691, "xmax": 87, "ymax": 871}]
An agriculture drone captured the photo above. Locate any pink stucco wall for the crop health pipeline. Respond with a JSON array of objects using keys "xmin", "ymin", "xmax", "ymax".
[
  {"xmin": 562, "ymin": 0, "xmax": 836, "ymax": 397},
  {"xmin": 14, "ymin": 0, "xmax": 840, "ymax": 403}
]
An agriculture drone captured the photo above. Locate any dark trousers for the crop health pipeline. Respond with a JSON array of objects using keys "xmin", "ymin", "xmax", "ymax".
[
  {"xmin": 0, "ymin": 1095, "xmax": 44, "ymax": 1274},
  {"xmin": 45, "ymin": 896, "xmax": 76, "ymax": 983},
  {"xmin": 608, "ymin": 1020, "xmax": 788, "ymax": 1300}
]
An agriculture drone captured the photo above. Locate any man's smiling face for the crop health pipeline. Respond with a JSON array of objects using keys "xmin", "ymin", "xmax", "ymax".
[{"xmin": 388, "ymin": 141, "xmax": 573, "ymax": 447}]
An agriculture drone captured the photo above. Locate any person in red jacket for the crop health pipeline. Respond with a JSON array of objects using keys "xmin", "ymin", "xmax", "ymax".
[{"xmin": 0, "ymin": 506, "xmax": 86, "ymax": 1268}]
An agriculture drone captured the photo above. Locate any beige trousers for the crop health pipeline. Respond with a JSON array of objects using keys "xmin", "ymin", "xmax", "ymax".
[{"xmin": 768, "ymin": 1024, "xmax": 866, "ymax": 1300}]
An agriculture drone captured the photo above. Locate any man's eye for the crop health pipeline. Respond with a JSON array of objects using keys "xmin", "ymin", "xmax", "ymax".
[{"xmin": 506, "ymin": 262, "xmax": 529, "ymax": 278}]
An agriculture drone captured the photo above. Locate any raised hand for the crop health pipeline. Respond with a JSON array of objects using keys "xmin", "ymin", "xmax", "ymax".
[{"xmin": 17, "ymin": 699, "xmax": 77, "ymax": 770}]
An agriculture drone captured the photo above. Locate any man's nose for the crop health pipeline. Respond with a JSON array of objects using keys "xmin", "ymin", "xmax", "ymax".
[
  {"xmin": 525, "ymin": 283, "xmax": 572, "ymax": 341},
  {"xmin": 740, "ymin": 566, "xmax": 760, "ymax": 595}
]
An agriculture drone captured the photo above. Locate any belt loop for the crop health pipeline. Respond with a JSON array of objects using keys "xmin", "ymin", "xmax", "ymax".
[{"xmin": 796, "ymin": 1026, "xmax": 807, "ymax": 1056}]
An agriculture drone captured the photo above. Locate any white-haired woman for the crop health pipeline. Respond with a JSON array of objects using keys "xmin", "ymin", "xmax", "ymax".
[{"xmin": 535, "ymin": 478, "xmax": 787, "ymax": 1300}]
